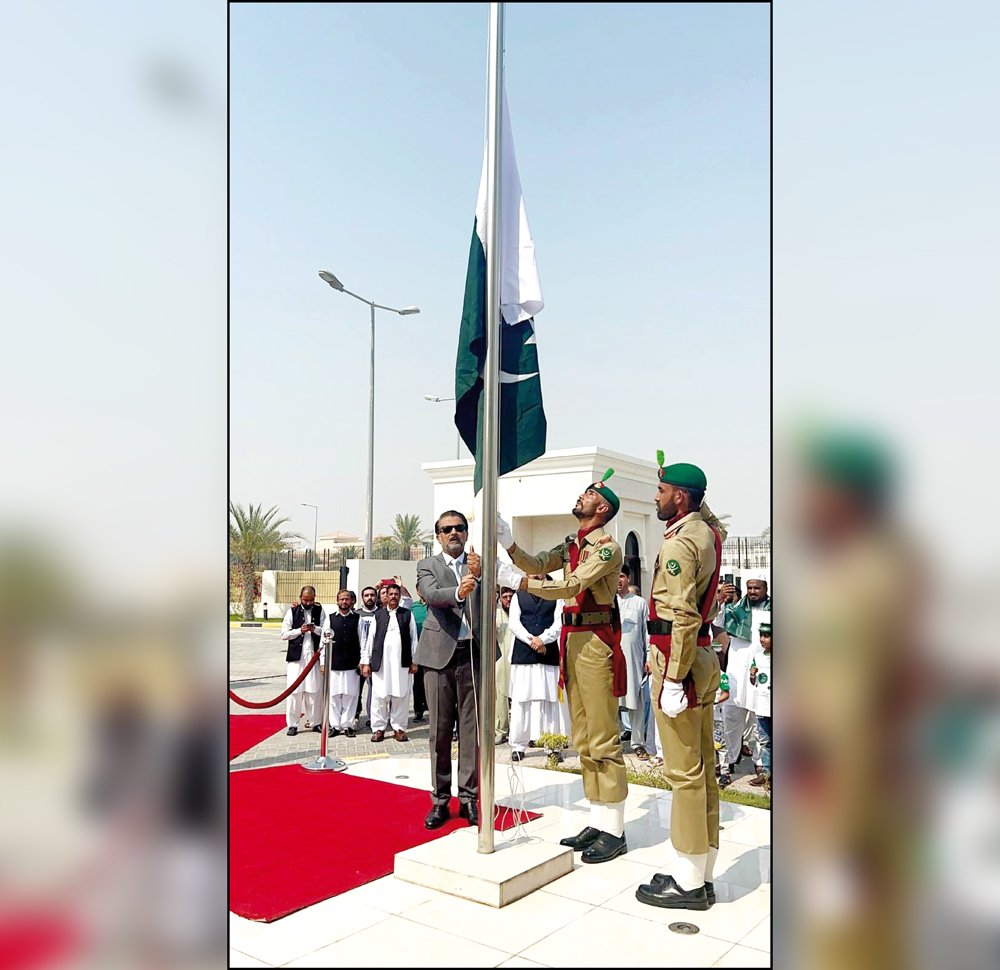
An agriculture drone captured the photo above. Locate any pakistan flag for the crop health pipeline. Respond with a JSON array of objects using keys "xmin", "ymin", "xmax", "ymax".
[{"xmin": 455, "ymin": 81, "xmax": 546, "ymax": 494}]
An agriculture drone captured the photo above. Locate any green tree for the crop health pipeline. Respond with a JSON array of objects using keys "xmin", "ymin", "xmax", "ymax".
[
  {"xmin": 229, "ymin": 502, "xmax": 302, "ymax": 620},
  {"xmin": 391, "ymin": 514, "xmax": 430, "ymax": 561},
  {"xmin": 372, "ymin": 536, "xmax": 399, "ymax": 560},
  {"xmin": 338, "ymin": 545, "xmax": 360, "ymax": 567},
  {"xmin": 761, "ymin": 525, "xmax": 771, "ymax": 540}
]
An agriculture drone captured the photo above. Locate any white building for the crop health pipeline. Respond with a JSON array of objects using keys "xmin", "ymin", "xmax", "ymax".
[{"xmin": 422, "ymin": 446, "xmax": 664, "ymax": 596}]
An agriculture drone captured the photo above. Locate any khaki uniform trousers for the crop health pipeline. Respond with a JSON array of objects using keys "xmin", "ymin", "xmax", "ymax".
[
  {"xmin": 651, "ymin": 644, "xmax": 721, "ymax": 855},
  {"xmin": 565, "ymin": 630, "xmax": 628, "ymax": 803}
]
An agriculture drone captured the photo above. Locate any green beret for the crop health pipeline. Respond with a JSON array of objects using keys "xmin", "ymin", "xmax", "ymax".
[
  {"xmin": 588, "ymin": 468, "xmax": 620, "ymax": 518},
  {"xmin": 759, "ymin": 622, "xmax": 771, "ymax": 635},
  {"xmin": 804, "ymin": 430, "xmax": 893, "ymax": 501},
  {"xmin": 657, "ymin": 461, "xmax": 707, "ymax": 491}
]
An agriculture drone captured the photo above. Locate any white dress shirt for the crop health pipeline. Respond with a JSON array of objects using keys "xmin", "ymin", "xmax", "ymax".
[{"xmin": 442, "ymin": 551, "xmax": 473, "ymax": 640}]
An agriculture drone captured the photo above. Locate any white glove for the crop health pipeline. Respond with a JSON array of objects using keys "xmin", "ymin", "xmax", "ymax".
[
  {"xmin": 659, "ymin": 680, "xmax": 688, "ymax": 718},
  {"xmin": 497, "ymin": 561, "xmax": 525, "ymax": 590},
  {"xmin": 496, "ymin": 513, "xmax": 514, "ymax": 550}
]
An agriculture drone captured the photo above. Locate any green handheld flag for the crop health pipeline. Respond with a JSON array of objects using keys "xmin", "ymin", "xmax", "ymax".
[{"xmin": 455, "ymin": 78, "xmax": 546, "ymax": 493}]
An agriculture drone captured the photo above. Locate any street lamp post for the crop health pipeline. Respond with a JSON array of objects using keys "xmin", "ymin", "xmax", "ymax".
[
  {"xmin": 301, "ymin": 503, "xmax": 318, "ymax": 569},
  {"xmin": 423, "ymin": 395, "xmax": 460, "ymax": 459},
  {"xmin": 319, "ymin": 270, "xmax": 419, "ymax": 560}
]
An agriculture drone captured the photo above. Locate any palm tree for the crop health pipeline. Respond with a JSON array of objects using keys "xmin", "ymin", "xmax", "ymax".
[
  {"xmin": 229, "ymin": 502, "xmax": 303, "ymax": 620},
  {"xmin": 373, "ymin": 536, "xmax": 399, "ymax": 560},
  {"xmin": 338, "ymin": 545, "xmax": 360, "ymax": 567},
  {"xmin": 761, "ymin": 525, "xmax": 771, "ymax": 540},
  {"xmin": 391, "ymin": 514, "xmax": 430, "ymax": 561}
]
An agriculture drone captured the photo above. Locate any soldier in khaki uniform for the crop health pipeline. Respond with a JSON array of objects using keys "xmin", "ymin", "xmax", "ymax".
[
  {"xmin": 496, "ymin": 470, "xmax": 629, "ymax": 864},
  {"xmin": 636, "ymin": 460, "xmax": 727, "ymax": 910}
]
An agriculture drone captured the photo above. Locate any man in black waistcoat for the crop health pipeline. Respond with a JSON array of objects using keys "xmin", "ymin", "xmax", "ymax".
[
  {"xmin": 360, "ymin": 584, "xmax": 418, "ymax": 743},
  {"xmin": 320, "ymin": 589, "xmax": 363, "ymax": 737},
  {"xmin": 279, "ymin": 586, "xmax": 327, "ymax": 736},
  {"xmin": 506, "ymin": 577, "xmax": 566, "ymax": 762}
]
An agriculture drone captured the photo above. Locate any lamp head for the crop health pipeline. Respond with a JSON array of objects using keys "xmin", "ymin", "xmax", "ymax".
[
  {"xmin": 398, "ymin": 306, "xmax": 420, "ymax": 315},
  {"xmin": 318, "ymin": 270, "xmax": 344, "ymax": 291}
]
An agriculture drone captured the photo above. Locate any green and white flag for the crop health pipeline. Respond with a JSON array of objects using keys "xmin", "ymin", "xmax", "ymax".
[{"xmin": 455, "ymin": 79, "xmax": 546, "ymax": 493}]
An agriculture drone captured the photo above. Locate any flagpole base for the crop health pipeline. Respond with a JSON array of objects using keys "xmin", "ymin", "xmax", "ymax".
[{"xmin": 302, "ymin": 756, "xmax": 348, "ymax": 772}]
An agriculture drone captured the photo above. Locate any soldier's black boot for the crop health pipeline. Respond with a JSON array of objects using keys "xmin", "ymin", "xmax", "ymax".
[
  {"xmin": 636, "ymin": 874, "xmax": 710, "ymax": 910},
  {"xmin": 559, "ymin": 826, "xmax": 601, "ymax": 851},
  {"xmin": 581, "ymin": 832, "xmax": 628, "ymax": 864}
]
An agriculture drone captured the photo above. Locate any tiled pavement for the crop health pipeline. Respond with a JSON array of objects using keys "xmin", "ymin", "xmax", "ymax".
[{"xmin": 230, "ymin": 628, "xmax": 770, "ymax": 968}]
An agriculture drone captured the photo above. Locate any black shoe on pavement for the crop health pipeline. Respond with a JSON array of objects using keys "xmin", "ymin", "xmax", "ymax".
[
  {"xmin": 328, "ymin": 727, "xmax": 340, "ymax": 738},
  {"xmin": 651, "ymin": 873, "xmax": 716, "ymax": 905},
  {"xmin": 458, "ymin": 802, "xmax": 479, "ymax": 827},
  {"xmin": 636, "ymin": 874, "xmax": 710, "ymax": 910},
  {"xmin": 559, "ymin": 826, "xmax": 602, "ymax": 851},
  {"xmin": 581, "ymin": 832, "xmax": 628, "ymax": 864},
  {"xmin": 511, "ymin": 750, "xmax": 524, "ymax": 763},
  {"xmin": 287, "ymin": 726, "xmax": 298, "ymax": 736},
  {"xmin": 718, "ymin": 772, "xmax": 733, "ymax": 788},
  {"xmin": 424, "ymin": 805, "xmax": 450, "ymax": 830},
  {"xmin": 344, "ymin": 727, "xmax": 356, "ymax": 738},
  {"xmin": 312, "ymin": 724, "xmax": 323, "ymax": 733}
]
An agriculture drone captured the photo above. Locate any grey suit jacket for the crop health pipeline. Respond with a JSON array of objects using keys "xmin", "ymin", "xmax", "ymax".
[{"xmin": 416, "ymin": 553, "xmax": 483, "ymax": 670}]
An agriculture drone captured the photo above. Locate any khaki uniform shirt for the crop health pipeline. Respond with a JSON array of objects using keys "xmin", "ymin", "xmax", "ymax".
[
  {"xmin": 510, "ymin": 527, "xmax": 622, "ymax": 606},
  {"xmin": 650, "ymin": 510, "xmax": 720, "ymax": 681}
]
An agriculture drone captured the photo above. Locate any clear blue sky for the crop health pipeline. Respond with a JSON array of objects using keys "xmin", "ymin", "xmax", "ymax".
[{"xmin": 230, "ymin": 2, "xmax": 771, "ymax": 542}]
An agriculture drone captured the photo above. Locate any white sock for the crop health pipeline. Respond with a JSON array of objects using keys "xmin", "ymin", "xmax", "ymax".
[
  {"xmin": 602, "ymin": 801, "xmax": 625, "ymax": 838},
  {"xmin": 589, "ymin": 800, "xmax": 604, "ymax": 830},
  {"xmin": 705, "ymin": 846, "xmax": 719, "ymax": 883},
  {"xmin": 672, "ymin": 850, "xmax": 708, "ymax": 892}
]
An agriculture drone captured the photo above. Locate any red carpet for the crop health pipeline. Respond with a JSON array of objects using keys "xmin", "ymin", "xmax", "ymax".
[
  {"xmin": 229, "ymin": 714, "xmax": 287, "ymax": 760},
  {"xmin": 229, "ymin": 765, "xmax": 542, "ymax": 921}
]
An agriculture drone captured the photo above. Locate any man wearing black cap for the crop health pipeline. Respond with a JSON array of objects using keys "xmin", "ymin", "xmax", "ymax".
[
  {"xmin": 497, "ymin": 470, "xmax": 628, "ymax": 864},
  {"xmin": 636, "ymin": 459, "xmax": 725, "ymax": 911}
]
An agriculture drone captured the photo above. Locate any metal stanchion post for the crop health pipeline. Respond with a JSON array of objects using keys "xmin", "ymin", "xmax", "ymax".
[{"xmin": 303, "ymin": 631, "xmax": 347, "ymax": 772}]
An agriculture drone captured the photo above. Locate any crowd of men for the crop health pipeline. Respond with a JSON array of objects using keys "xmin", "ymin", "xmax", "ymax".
[{"xmin": 275, "ymin": 459, "xmax": 771, "ymax": 910}]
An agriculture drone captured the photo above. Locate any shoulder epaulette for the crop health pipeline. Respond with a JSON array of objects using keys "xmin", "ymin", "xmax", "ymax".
[{"xmin": 596, "ymin": 535, "xmax": 613, "ymax": 545}]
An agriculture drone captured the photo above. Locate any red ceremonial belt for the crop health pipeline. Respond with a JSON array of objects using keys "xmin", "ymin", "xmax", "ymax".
[
  {"xmin": 647, "ymin": 518, "xmax": 723, "ymax": 710},
  {"xmin": 558, "ymin": 530, "xmax": 627, "ymax": 697}
]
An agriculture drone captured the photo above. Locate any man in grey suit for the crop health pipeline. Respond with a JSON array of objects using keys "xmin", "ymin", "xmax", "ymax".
[{"xmin": 416, "ymin": 510, "xmax": 482, "ymax": 829}]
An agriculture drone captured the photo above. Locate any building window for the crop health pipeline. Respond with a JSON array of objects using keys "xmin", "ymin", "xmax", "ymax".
[{"xmin": 624, "ymin": 531, "xmax": 641, "ymax": 596}]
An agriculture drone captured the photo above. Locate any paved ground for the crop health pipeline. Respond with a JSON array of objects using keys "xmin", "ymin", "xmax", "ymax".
[
  {"xmin": 230, "ymin": 627, "xmax": 769, "ymax": 798},
  {"xmin": 230, "ymin": 627, "xmax": 770, "ymax": 968}
]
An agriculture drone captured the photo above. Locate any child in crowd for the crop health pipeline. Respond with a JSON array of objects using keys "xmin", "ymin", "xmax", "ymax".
[
  {"xmin": 749, "ymin": 622, "xmax": 771, "ymax": 790},
  {"xmin": 714, "ymin": 661, "xmax": 730, "ymax": 776}
]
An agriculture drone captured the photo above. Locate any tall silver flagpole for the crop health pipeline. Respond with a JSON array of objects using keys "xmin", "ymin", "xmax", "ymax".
[{"xmin": 477, "ymin": 0, "xmax": 504, "ymax": 854}]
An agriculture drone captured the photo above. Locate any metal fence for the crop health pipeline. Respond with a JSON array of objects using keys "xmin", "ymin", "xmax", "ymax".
[
  {"xmin": 234, "ymin": 541, "xmax": 434, "ymax": 572},
  {"xmin": 720, "ymin": 536, "xmax": 771, "ymax": 571}
]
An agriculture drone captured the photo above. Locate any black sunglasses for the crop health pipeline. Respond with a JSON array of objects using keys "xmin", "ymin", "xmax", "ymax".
[{"xmin": 438, "ymin": 524, "xmax": 467, "ymax": 534}]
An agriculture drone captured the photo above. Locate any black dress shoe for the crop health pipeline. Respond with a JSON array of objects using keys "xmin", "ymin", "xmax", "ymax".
[
  {"xmin": 424, "ymin": 805, "xmax": 450, "ymax": 830},
  {"xmin": 328, "ymin": 727, "xmax": 340, "ymax": 738},
  {"xmin": 458, "ymin": 802, "xmax": 479, "ymax": 827},
  {"xmin": 344, "ymin": 727, "xmax": 356, "ymax": 738},
  {"xmin": 312, "ymin": 724, "xmax": 323, "ymax": 733},
  {"xmin": 581, "ymin": 832, "xmax": 628, "ymax": 864},
  {"xmin": 511, "ymin": 750, "xmax": 524, "ymax": 763},
  {"xmin": 287, "ymin": 726, "xmax": 298, "ymax": 736},
  {"xmin": 636, "ymin": 874, "xmax": 710, "ymax": 910},
  {"xmin": 651, "ymin": 873, "xmax": 716, "ymax": 904},
  {"xmin": 559, "ymin": 826, "xmax": 602, "ymax": 851}
]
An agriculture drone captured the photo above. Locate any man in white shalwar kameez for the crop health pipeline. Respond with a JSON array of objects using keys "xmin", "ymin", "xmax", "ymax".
[
  {"xmin": 279, "ymin": 586, "xmax": 326, "ymax": 735},
  {"xmin": 361, "ymin": 584, "xmax": 419, "ymax": 742},
  {"xmin": 506, "ymin": 578, "xmax": 569, "ymax": 761},
  {"xmin": 321, "ymin": 589, "xmax": 363, "ymax": 736},
  {"xmin": 616, "ymin": 567, "xmax": 651, "ymax": 755}
]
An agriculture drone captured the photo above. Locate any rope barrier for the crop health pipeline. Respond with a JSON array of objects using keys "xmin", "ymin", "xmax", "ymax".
[{"xmin": 228, "ymin": 648, "xmax": 323, "ymax": 709}]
